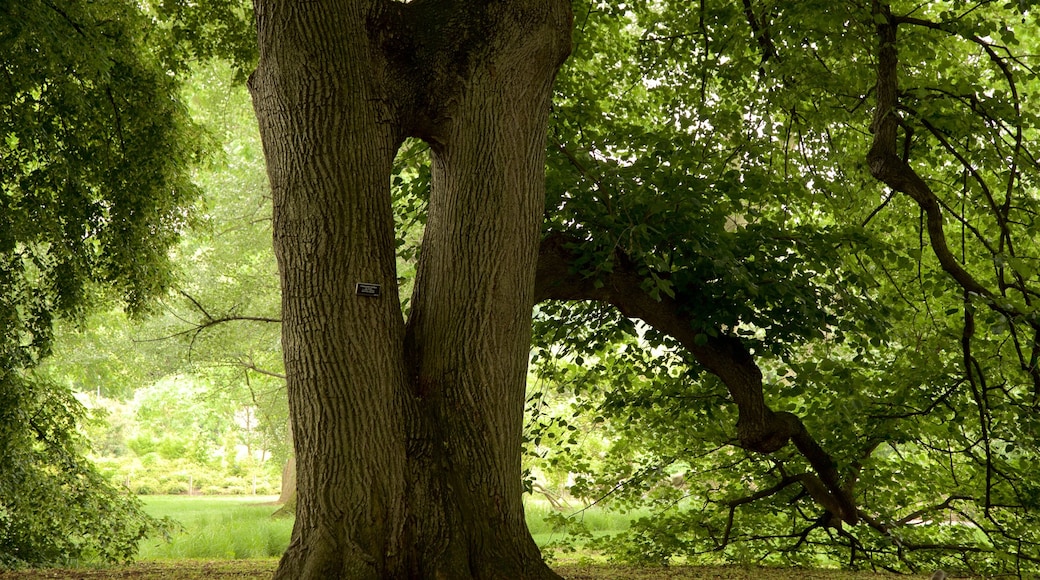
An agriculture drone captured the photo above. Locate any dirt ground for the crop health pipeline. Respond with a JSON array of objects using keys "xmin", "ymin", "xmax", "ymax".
[{"xmin": 0, "ymin": 561, "xmax": 953, "ymax": 579}]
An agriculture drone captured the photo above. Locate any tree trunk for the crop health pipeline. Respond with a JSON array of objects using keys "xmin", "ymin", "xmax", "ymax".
[
  {"xmin": 248, "ymin": 1, "xmax": 571, "ymax": 578},
  {"xmin": 272, "ymin": 453, "xmax": 295, "ymax": 519}
]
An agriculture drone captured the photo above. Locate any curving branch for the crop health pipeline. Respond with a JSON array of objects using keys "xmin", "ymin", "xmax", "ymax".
[
  {"xmin": 866, "ymin": 1, "xmax": 1037, "ymax": 329},
  {"xmin": 135, "ymin": 290, "xmax": 281, "ymax": 365},
  {"xmin": 865, "ymin": 5, "xmax": 989, "ymax": 299},
  {"xmin": 535, "ymin": 233, "xmax": 858, "ymax": 524},
  {"xmin": 741, "ymin": 0, "xmax": 779, "ymax": 68}
]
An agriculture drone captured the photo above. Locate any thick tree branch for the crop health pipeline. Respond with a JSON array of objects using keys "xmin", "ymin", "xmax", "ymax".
[
  {"xmin": 867, "ymin": 3, "xmax": 988, "ymax": 298},
  {"xmin": 866, "ymin": 2, "xmax": 1036, "ymax": 331},
  {"xmin": 741, "ymin": 0, "xmax": 778, "ymax": 68},
  {"xmin": 535, "ymin": 233, "xmax": 858, "ymax": 524}
]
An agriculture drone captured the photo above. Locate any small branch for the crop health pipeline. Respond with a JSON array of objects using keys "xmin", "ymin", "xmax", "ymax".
[
  {"xmin": 135, "ymin": 292, "xmax": 281, "ymax": 350},
  {"xmin": 178, "ymin": 290, "xmax": 216, "ymax": 322},
  {"xmin": 240, "ymin": 357, "xmax": 287, "ymax": 381},
  {"xmin": 741, "ymin": 0, "xmax": 779, "ymax": 67},
  {"xmin": 721, "ymin": 476, "xmax": 802, "ymax": 546},
  {"xmin": 897, "ymin": 494, "xmax": 974, "ymax": 526}
]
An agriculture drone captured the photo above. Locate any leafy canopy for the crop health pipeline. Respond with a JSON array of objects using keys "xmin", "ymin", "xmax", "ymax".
[
  {"xmin": 527, "ymin": 0, "xmax": 1040, "ymax": 575},
  {"xmin": 0, "ymin": 0, "xmax": 252, "ymax": 568}
]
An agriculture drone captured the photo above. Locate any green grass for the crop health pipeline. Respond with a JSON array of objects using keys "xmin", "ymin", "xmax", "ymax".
[
  {"xmin": 6, "ymin": 497, "xmax": 954, "ymax": 578},
  {"xmin": 137, "ymin": 495, "xmax": 633, "ymax": 560},
  {"xmin": 139, "ymin": 496, "xmax": 290, "ymax": 560},
  {"xmin": 526, "ymin": 499, "xmax": 646, "ymax": 548}
]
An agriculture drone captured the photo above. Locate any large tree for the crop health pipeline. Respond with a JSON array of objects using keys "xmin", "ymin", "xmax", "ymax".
[
  {"xmin": 245, "ymin": 0, "xmax": 1040, "ymax": 576},
  {"xmin": 248, "ymin": 0, "xmax": 572, "ymax": 577}
]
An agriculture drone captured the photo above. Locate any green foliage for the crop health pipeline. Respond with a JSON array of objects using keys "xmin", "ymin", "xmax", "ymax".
[
  {"xmin": 545, "ymin": 1, "xmax": 883, "ymax": 355},
  {"xmin": 0, "ymin": 0, "xmax": 253, "ymax": 569},
  {"xmin": 83, "ymin": 375, "xmax": 283, "ymax": 496},
  {"xmin": 0, "ymin": 375, "xmax": 169, "ymax": 568},
  {"xmin": 151, "ymin": 0, "xmax": 257, "ymax": 80},
  {"xmin": 141, "ymin": 60, "xmax": 280, "ymax": 372},
  {"xmin": 38, "ymin": 58, "xmax": 290, "ymax": 487},
  {"xmin": 528, "ymin": 0, "xmax": 1040, "ymax": 576},
  {"xmin": 0, "ymin": 0, "xmax": 205, "ymax": 322}
]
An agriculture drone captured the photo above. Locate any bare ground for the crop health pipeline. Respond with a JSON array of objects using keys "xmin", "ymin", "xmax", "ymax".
[{"xmin": 0, "ymin": 561, "xmax": 955, "ymax": 579}]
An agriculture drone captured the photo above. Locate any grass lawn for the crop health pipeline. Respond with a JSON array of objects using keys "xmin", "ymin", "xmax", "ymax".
[
  {"xmin": 137, "ymin": 495, "xmax": 291, "ymax": 560},
  {"xmin": 0, "ymin": 560, "xmax": 950, "ymax": 579},
  {"xmin": 135, "ymin": 495, "xmax": 621, "ymax": 560},
  {"xmin": 0, "ymin": 496, "xmax": 966, "ymax": 578},
  {"xmin": 526, "ymin": 498, "xmax": 646, "ymax": 548}
]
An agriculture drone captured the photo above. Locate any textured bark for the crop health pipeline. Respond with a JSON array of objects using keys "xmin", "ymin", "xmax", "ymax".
[
  {"xmin": 535, "ymin": 234, "xmax": 858, "ymax": 525},
  {"xmin": 400, "ymin": 10, "xmax": 569, "ymax": 576},
  {"xmin": 249, "ymin": 1, "xmax": 570, "ymax": 578}
]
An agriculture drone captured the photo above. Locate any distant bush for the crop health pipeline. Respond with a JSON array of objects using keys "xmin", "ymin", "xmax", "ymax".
[
  {"xmin": 128, "ymin": 476, "xmax": 161, "ymax": 495},
  {"xmin": 157, "ymin": 437, "xmax": 190, "ymax": 460},
  {"xmin": 127, "ymin": 434, "xmax": 158, "ymax": 457},
  {"xmin": 156, "ymin": 476, "xmax": 190, "ymax": 495},
  {"xmin": 96, "ymin": 453, "xmax": 282, "ymax": 496}
]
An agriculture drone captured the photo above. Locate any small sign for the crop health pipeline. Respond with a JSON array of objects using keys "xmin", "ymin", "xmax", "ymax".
[{"xmin": 356, "ymin": 283, "xmax": 381, "ymax": 297}]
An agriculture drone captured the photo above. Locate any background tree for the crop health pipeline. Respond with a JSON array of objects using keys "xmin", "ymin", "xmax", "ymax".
[
  {"xmin": 0, "ymin": 0, "xmax": 200, "ymax": 566},
  {"xmin": 34, "ymin": 57, "xmax": 292, "ymax": 496},
  {"xmin": 152, "ymin": 61, "xmax": 288, "ymax": 485}
]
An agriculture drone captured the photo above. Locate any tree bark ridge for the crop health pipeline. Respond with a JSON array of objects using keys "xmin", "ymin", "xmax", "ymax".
[{"xmin": 399, "ymin": 2, "xmax": 570, "ymax": 574}]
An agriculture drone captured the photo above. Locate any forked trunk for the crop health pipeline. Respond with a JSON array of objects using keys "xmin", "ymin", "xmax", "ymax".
[{"xmin": 248, "ymin": 1, "xmax": 571, "ymax": 578}]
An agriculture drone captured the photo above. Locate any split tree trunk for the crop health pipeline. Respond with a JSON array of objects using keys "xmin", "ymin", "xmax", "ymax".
[{"xmin": 248, "ymin": 1, "xmax": 571, "ymax": 578}]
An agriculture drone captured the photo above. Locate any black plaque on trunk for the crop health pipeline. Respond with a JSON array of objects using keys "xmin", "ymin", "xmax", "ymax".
[{"xmin": 356, "ymin": 283, "xmax": 381, "ymax": 297}]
